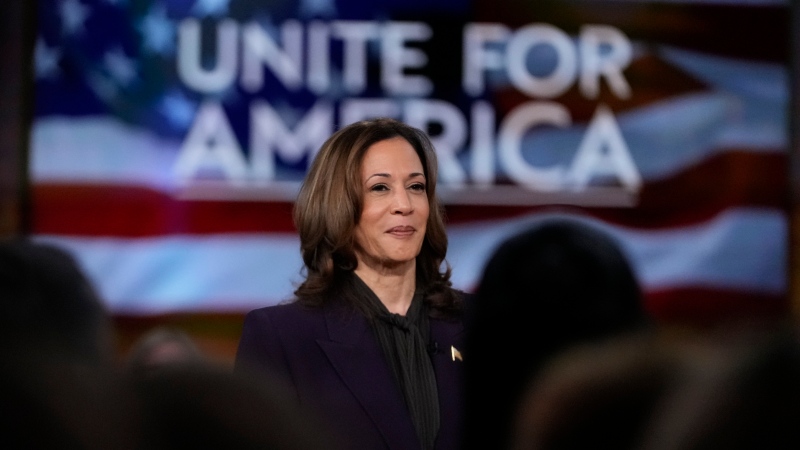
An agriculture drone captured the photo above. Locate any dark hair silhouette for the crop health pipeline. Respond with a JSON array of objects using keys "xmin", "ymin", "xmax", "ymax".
[
  {"xmin": 0, "ymin": 239, "xmax": 335, "ymax": 450},
  {"xmin": 638, "ymin": 325, "xmax": 800, "ymax": 450},
  {"xmin": 0, "ymin": 238, "xmax": 114, "ymax": 363},
  {"xmin": 499, "ymin": 321, "xmax": 800, "ymax": 450},
  {"xmin": 462, "ymin": 218, "xmax": 647, "ymax": 450},
  {"xmin": 0, "ymin": 354, "xmax": 139, "ymax": 450},
  {"xmin": 133, "ymin": 363, "xmax": 336, "ymax": 450},
  {"xmin": 510, "ymin": 334, "xmax": 678, "ymax": 450},
  {"xmin": 0, "ymin": 239, "xmax": 134, "ymax": 448}
]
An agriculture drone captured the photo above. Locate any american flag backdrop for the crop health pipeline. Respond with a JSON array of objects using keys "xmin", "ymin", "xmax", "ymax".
[{"xmin": 31, "ymin": 0, "xmax": 790, "ymax": 324}]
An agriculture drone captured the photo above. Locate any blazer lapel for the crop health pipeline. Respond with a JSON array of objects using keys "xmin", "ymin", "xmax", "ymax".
[
  {"xmin": 430, "ymin": 317, "xmax": 466, "ymax": 450},
  {"xmin": 316, "ymin": 301, "xmax": 421, "ymax": 450}
]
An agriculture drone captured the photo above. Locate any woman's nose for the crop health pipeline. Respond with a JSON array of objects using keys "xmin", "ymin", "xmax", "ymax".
[{"xmin": 391, "ymin": 190, "xmax": 413, "ymax": 215}]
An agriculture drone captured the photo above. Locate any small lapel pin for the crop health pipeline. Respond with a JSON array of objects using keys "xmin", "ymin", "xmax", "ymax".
[{"xmin": 451, "ymin": 346, "xmax": 463, "ymax": 362}]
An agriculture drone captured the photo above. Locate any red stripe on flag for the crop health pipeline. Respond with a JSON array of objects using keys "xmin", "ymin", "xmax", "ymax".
[
  {"xmin": 645, "ymin": 287, "xmax": 789, "ymax": 328},
  {"xmin": 32, "ymin": 184, "xmax": 296, "ymax": 236},
  {"xmin": 32, "ymin": 150, "xmax": 786, "ymax": 236}
]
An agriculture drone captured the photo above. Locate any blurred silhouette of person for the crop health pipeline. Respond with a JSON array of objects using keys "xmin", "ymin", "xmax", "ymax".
[
  {"xmin": 509, "ymin": 333, "xmax": 680, "ymax": 450},
  {"xmin": 1, "ymin": 350, "xmax": 141, "ymax": 450},
  {"xmin": 132, "ymin": 362, "xmax": 337, "ymax": 450},
  {"xmin": 0, "ymin": 238, "xmax": 334, "ymax": 449},
  {"xmin": 126, "ymin": 326, "xmax": 338, "ymax": 448},
  {"xmin": 0, "ymin": 237, "xmax": 116, "ymax": 364},
  {"xmin": 509, "ymin": 317, "xmax": 800, "ymax": 450},
  {"xmin": 462, "ymin": 218, "xmax": 648, "ymax": 450},
  {"xmin": 0, "ymin": 238, "xmax": 136, "ymax": 448},
  {"xmin": 636, "ymin": 324, "xmax": 800, "ymax": 450},
  {"xmin": 125, "ymin": 326, "xmax": 206, "ymax": 376}
]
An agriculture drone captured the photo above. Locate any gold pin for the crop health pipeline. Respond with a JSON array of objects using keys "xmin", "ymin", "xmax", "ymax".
[{"xmin": 451, "ymin": 346, "xmax": 463, "ymax": 362}]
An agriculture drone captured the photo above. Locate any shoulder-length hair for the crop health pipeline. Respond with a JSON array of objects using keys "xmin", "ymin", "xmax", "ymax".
[{"xmin": 292, "ymin": 118, "xmax": 460, "ymax": 317}]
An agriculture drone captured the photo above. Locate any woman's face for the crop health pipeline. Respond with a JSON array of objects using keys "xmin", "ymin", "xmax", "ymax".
[{"xmin": 354, "ymin": 137, "xmax": 430, "ymax": 272}]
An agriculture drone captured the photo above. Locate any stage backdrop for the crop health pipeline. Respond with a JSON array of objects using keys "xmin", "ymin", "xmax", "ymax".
[{"xmin": 31, "ymin": 0, "xmax": 789, "ymax": 323}]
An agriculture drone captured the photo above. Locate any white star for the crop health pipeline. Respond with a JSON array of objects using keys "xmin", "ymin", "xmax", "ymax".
[
  {"xmin": 104, "ymin": 47, "xmax": 138, "ymax": 86},
  {"xmin": 87, "ymin": 71, "xmax": 119, "ymax": 102},
  {"xmin": 298, "ymin": 0, "xmax": 337, "ymax": 18},
  {"xmin": 35, "ymin": 38, "xmax": 61, "ymax": 79},
  {"xmin": 60, "ymin": 0, "xmax": 90, "ymax": 35},
  {"xmin": 140, "ymin": 5, "xmax": 175, "ymax": 55},
  {"xmin": 160, "ymin": 90, "xmax": 197, "ymax": 130},
  {"xmin": 192, "ymin": 0, "xmax": 230, "ymax": 18}
]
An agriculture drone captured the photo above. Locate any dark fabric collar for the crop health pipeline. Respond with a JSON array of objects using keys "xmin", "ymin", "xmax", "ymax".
[{"xmin": 351, "ymin": 273, "xmax": 440, "ymax": 450}]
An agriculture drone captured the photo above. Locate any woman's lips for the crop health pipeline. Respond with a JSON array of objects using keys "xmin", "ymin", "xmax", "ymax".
[{"xmin": 388, "ymin": 226, "xmax": 415, "ymax": 236}]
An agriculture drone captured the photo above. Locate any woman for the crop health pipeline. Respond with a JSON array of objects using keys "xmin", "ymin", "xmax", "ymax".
[{"xmin": 235, "ymin": 118, "xmax": 465, "ymax": 450}]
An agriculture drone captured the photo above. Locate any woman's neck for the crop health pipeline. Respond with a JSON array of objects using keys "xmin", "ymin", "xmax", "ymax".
[{"xmin": 354, "ymin": 261, "xmax": 416, "ymax": 316}]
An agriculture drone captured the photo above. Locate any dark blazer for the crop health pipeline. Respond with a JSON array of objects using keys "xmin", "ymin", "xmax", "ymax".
[{"xmin": 235, "ymin": 297, "xmax": 465, "ymax": 450}]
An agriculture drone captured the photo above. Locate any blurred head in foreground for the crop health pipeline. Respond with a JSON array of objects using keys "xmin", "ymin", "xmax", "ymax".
[
  {"xmin": 0, "ymin": 238, "xmax": 114, "ymax": 363},
  {"xmin": 463, "ymin": 219, "xmax": 647, "ymax": 450}
]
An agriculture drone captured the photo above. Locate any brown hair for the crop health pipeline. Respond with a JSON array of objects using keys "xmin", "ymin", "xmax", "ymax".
[{"xmin": 292, "ymin": 118, "xmax": 460, "ymax": 317}]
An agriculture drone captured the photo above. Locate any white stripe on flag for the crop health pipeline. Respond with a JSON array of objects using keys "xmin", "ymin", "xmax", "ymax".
[
  {"xmin": 447, "ymin": 207, "xmax": 786, "ymax": 295},
  {"xmin": 35, "ymin": 233, "xmax": 304, "ymax": 313},
  {"xmin": 35, "ymin": 207, "xmax": 786, "ymax": 314}
]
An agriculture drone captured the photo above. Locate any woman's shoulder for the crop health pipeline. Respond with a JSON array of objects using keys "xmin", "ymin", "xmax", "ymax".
[
  {"xmin": 244, "ymin": 300, "xmax": 323, "ymax": 323},
  {"xmin": 240, "ymin": 300, "xmax": 332, "ymax": 345}
]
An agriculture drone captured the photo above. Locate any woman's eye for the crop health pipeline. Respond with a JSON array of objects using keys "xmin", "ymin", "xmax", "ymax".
[
  {"xmin": 409, "ymin": 183, "xmax": 426, "ymax": 192},
  {"xmin": 369, "ymin": 184, "xmax": 389, "ymax": 192}
]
